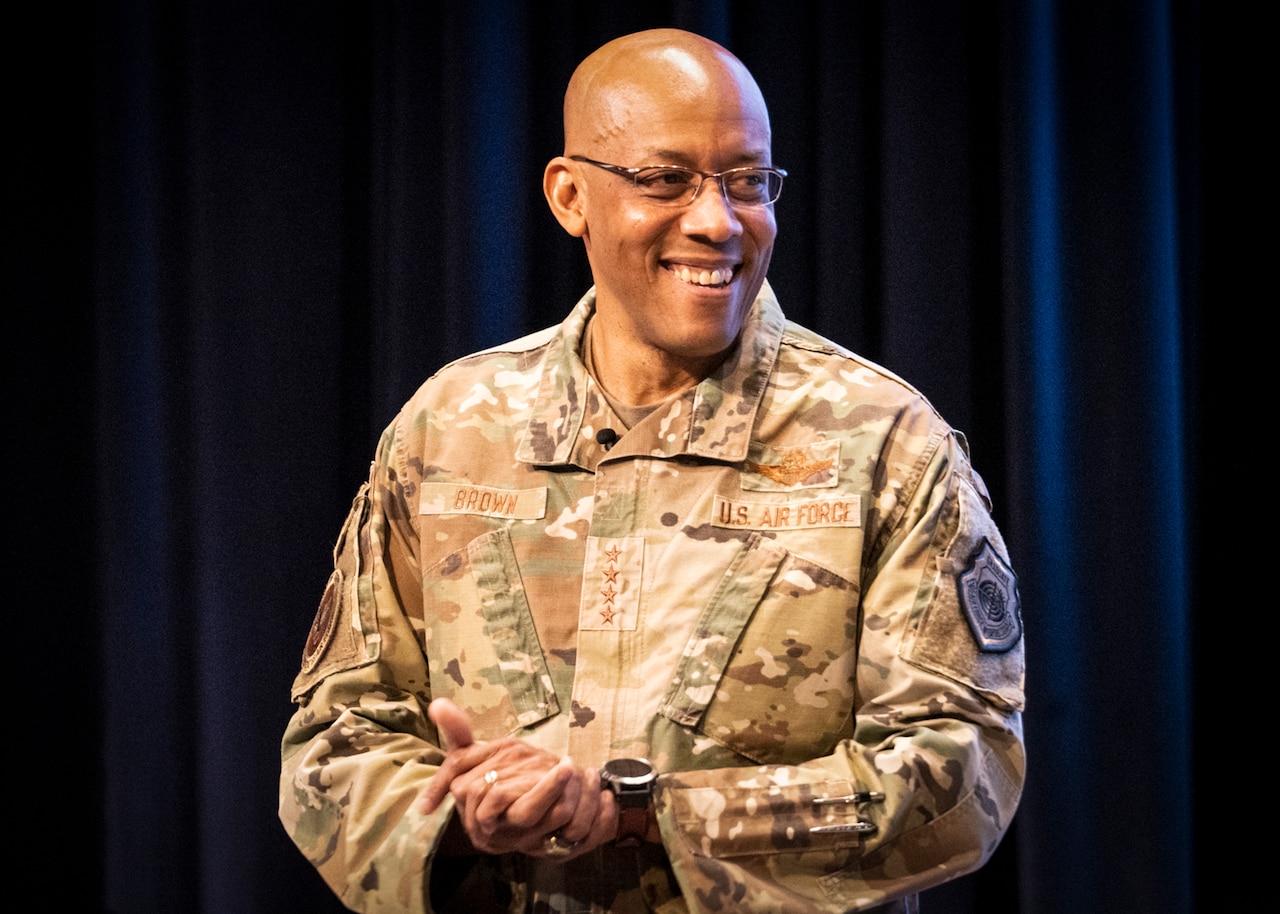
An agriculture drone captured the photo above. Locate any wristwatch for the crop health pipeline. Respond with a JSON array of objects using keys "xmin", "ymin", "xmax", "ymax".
[{"xmin": 600, "ymin": 758, "xmax": 657, "ymax": 845}]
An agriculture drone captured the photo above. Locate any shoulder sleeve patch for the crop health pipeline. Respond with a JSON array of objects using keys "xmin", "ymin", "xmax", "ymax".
[
  {"xmin": 959, "ymin": 539, "xmax": 1022, "ymax": 652},
  {"xmin": 290, "ymin": 486, "xmax": 380, "ymax": 701},
  {"xmin": 301, "ymin": 570, "xmax": 342, "ymax": 674},
  {"xmin": 901, "ymin": 466, "xmax": 1025, "ymax": 712}
]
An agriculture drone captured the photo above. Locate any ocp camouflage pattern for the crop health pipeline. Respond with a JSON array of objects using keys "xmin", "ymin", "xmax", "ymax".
[{"xmin": 279, "ymin": 282, "xmax": 1026, "ymax": 913}]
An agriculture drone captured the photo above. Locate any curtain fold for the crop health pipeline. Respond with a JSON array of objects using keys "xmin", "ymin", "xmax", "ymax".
[{"xmin": 1013, "ymin": 4, "xmax": 1193, "ymax": 911}]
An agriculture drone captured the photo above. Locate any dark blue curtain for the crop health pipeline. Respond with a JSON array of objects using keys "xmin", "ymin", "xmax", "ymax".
[{"xmin": 14, "ymin": 1, "xmax": 1212, "ymax": 911}]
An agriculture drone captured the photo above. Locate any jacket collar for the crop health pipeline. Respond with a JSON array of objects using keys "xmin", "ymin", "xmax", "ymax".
[{"xmin": 516, "ymin": 282, "xmax": 785, "ymax": 468}]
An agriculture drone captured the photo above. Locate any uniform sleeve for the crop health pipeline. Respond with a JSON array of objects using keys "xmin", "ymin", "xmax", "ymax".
[
  {"xmin": 278, "ymin": 418, "xmax": 450, "ymax": 913},
  {"xmin": 654, "ymin": 429, "xmax": 1026, "ymax": 912}
]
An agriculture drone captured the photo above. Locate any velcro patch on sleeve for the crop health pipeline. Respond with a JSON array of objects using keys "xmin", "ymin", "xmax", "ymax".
[
  {"xmin": 903, "ymin": 471, "xmax": 1025, "ymax": 712},
  {"xmin": 290, "ymin": 488, "xmax": 379, "ymax": 701}
]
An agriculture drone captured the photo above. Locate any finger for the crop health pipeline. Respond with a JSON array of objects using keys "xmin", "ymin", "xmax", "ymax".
[
  {"xmin": 519, "ymin": 762, "xmax": 583, "ymax": 836},
  {"xmin": 470, "ymin": 759, "xmax": 574, "ymax": 847},
  {"xmin": 428, "ymin": 698, "xmax": 475, "ymax": 750},
  {"xmin": 575, "ymin": 787, "xmax": 620, "ymax": 854},
  {"xmin": 557, "ymin": 767, "xmax": 602, "ymax": 844},
  {"xmin": 418, "ymin": 754, "xmax": 475, "ymax": 814},
  {"xmin": 450, "ymin": 755, "xmax": 554, "ymax": 829},
  {"xmin": 533, "ymin": 773, "xmax": 611, "ymax": 863},
  {"xmin": 418, "ymin": 743, "xmax": 500, "ymax": 814},
  {"xmin": 496, "ymin": 757, "xmax": 575, "ymax": 831},
  {"xmin": 463, "ymin": 760, "xmax": 576, "ymax": 854},
  {"xmin": 419, "ymin": 769, "xmax": 456, "ymax": 815},
  {"xmin": 458, "ymin": 769, "xmax": 504, "ymax": 844}
]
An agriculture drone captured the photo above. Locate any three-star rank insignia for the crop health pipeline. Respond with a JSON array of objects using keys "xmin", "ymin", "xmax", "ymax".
[{"xmin": 958, "ymin": 539, "xmax": 1022, "ymax": 652}]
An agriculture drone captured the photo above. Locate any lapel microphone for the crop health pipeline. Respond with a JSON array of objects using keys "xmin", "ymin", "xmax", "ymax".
[{"xmin": 596, "ymin": 428, "xmax": 619, "ymax": 451}]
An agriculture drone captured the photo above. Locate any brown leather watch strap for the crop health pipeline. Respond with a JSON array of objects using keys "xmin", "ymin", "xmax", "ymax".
[{"xmin": 616, "ymin": 802, "xmax": 649, "ymax": 845}]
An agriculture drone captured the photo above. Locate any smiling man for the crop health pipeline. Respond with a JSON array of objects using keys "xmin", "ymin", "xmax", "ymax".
[
  {"xmin": 280, "ymin": 28, "xmax": 1025, "ymax": 914},
  {"xmin": 545, "ymin": 32, "xmax": 779, "ymax": 405}
]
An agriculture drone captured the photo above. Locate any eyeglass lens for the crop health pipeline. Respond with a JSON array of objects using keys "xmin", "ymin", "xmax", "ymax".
[{"xmin": 632, "ymin": 167, "xmax": 783, "ymax": 205}]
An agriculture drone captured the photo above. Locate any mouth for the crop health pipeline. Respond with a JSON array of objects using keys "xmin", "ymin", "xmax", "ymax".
[{"xmin": 667, "ymin": 263, "xmax": 739, "ymax": 289}]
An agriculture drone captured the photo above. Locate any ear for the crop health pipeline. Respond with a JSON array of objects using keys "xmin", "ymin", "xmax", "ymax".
[{"xmin": 543, "ymin": 157, "xmax": 587, "ymax": 237}]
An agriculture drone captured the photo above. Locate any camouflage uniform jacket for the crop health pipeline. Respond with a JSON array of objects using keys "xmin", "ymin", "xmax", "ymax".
[{"xmin": 280, "ymin": 282, "xmax": 1026, "ymax": 913}]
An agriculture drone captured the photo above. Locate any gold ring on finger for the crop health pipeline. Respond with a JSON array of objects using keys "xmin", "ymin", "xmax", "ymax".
[{"xmin": 542, "ymin": 832, "xmax": 579, "ymax": 859}]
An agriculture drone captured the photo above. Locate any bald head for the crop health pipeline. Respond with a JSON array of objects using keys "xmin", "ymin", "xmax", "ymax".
[
  {"xmin": 543, "ymin": 30, "xmax": 780, "ymax": 403},
  {"xmin": 563, "ymin": 29, "xmax": 771, "ymax": 155}
]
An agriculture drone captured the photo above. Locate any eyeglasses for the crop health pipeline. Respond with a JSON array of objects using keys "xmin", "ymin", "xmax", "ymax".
[{"xmin": 569, "ymin": 155, "xmax": 786, "ymax": 207}]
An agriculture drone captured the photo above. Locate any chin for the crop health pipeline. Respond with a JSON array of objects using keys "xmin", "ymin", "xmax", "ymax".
[{"xmin": 665, "ymin": 328, "xmax": 741, "ymax": 362}]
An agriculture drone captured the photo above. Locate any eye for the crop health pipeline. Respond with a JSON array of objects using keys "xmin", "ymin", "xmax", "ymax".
[
  {"xmin": 633, "ymin": 168, "xmax": 697, "ymax": 199},
  {"xmin": 724, "ymin": 169, "xmax": 772, "ymax": 201}
]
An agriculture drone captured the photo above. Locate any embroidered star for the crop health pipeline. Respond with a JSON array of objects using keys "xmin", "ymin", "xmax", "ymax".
[
  {"xmin": 746, "ymin": 450, "xmax": 834, "ymax": 486},
  {"xmin": 604, "ymin": 544, "xmax": 623, "ymax": 563},
  {"xmin": 601, "ymin": 584, "xmax": 617, "ymax": 604},
  {"xmin": 599, "ymin": 605, "xmax": 618, "ymax": 624},
  {"xmin": 602, "ymin": 566, "xmax": 620, "ymax": 583}
]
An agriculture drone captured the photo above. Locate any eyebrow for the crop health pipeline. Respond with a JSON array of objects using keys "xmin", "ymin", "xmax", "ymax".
[{"xmin": 643, "ymin": 149, "xmax": 773, "ymax": 168}]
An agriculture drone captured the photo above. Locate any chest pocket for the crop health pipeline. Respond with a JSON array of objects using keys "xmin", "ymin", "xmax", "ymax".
[
  {"xmin": 658, "ymin": 532, "xmax": 861, "ymax": 765},
  {"xmin": 422, "ymin": 528, "xmax": 559, "ymax": 737}
]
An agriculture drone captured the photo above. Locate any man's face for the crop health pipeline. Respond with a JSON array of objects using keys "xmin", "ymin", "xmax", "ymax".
[{"xmin": 574, "ymin": 64, "xmax": 778, "ymax": 369}]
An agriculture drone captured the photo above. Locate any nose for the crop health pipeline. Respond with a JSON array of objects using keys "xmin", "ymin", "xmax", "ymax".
[{"xmin": 680, "ymin": 178, "xmax": 743, "ymax": 242}]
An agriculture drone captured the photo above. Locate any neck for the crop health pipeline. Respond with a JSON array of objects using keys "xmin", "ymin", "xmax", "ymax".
[{"xmin": 586, "ymin": 315, "xmax": 724, "ymax": 406}]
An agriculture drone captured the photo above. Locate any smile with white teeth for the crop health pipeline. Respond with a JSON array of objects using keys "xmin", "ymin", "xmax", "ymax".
[{"xmin": 673, "ymin": 265, "xmax": 734, "ymax": 287}]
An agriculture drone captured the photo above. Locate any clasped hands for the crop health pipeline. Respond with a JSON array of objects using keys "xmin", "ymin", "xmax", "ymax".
[{"xmin": 418, "ymin": 698, "xmax": 621, "ymax": 862}]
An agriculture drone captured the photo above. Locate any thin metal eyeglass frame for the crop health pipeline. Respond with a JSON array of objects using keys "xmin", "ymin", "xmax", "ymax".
[{"xmin": 568, "ymin": 155, "xmax": 787, "ymax": 206}]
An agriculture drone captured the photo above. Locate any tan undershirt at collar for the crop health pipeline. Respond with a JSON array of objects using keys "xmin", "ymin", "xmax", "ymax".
[{"xmin": 580, "ymin": 315, "xmax": 663, "ymax": 431}]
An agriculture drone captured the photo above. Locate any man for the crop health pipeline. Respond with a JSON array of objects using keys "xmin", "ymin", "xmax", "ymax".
[{"xmin": 280, "ymin": 28, "xmax": 1025, "ymax": 914}]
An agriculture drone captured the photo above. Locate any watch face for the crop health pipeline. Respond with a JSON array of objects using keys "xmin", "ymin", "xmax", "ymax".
[
  {"xmin": 605, "ymin": 758, "xmax": 654, "ymax": 781},
  {"xmin": 602, "ymin": 758, "xmax": 655, "ymax": 808}
]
